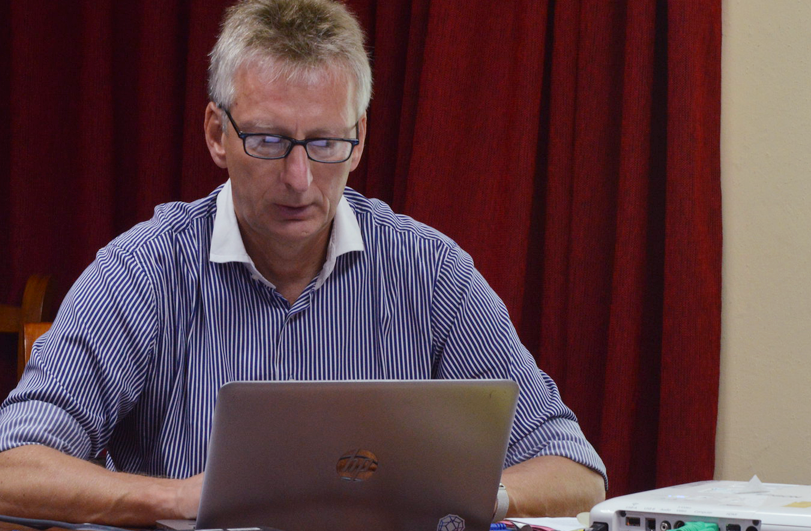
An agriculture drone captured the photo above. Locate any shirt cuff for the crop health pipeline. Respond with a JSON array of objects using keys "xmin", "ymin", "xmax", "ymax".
[
  {"xmin": 0, "ymin": 400, "xmax": 93, "ymax": 459},
  {"xmin": 505, "ymin": 416, "xmax": 608, "ymax": 490}
]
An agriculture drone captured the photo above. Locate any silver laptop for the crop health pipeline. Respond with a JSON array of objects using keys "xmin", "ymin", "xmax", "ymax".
[{"xmin": 192, "ymin": 379, "xmax": 518, "ymax": 531}]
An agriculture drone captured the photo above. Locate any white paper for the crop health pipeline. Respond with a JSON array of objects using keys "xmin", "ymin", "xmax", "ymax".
[
  {"xmin": 507, "ymin": 516, "xmax": 584, "ymax": 531},
  {"xmin": 738, "ymin": 474, "xmax": 768, "ymax": 493}
]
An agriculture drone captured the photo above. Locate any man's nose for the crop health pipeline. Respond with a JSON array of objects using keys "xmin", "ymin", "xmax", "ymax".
[{"xmin": 281, "ymin": 144, "xmax": 313, "ymax": 192}]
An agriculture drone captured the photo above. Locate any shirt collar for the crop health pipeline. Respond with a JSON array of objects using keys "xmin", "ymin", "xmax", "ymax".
[{"xmin": 210, "ymin": 179, "xmax": 364, "ymax": 289}]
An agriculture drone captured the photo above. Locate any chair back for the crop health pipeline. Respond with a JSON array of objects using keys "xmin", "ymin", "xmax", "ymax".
[
  {"xmin": 24, "ymin": 321, "xmax": 54, "ymax": 368},
  {"xmin": 0, "ymin": 275, "xmax": 55, "ymax": 380}
]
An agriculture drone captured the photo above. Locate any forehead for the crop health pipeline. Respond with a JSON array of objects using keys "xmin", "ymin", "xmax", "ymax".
[{"xmin": 232, "ymin": 59, "xmax": 357, "ymax": 124}]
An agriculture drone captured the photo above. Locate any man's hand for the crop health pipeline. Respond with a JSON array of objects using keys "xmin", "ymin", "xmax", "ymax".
[
  {"xmin": 0, "ymin": 445, "xmax": 204, "ymax": 526},
  {"xmin": 501, "ymin": 455, "xmax": 606, "ymax": 517}
]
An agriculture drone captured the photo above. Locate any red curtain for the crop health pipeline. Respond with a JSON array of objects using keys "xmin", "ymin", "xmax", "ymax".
[{"xmin": 0, "ymin": 0, "xmax": 721, "ymax": 498}]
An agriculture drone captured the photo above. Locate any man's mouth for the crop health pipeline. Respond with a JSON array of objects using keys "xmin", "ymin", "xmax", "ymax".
[{"xmin": 276, "ymin": 204, "xmax": 311, "ymax": 217}]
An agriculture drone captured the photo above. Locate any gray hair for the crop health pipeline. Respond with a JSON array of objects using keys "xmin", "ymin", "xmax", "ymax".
[{"xmin": 208, "ymin": 0, "xmax": 372, "ymax": 118}]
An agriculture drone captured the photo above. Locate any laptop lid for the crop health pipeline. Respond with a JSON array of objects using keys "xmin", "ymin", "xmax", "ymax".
[{"xmin": 196, "ymin": 379, "xmax": 519, "ymax": 531}]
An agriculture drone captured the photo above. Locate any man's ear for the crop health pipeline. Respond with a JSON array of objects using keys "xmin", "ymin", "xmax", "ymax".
[
  {"xmin": 204, "ymin": 102, "xmax": 228, "ymax": 169},
  {"xmin": 349, "ymin": 112, "xmax": 368, "ymax": 172}
]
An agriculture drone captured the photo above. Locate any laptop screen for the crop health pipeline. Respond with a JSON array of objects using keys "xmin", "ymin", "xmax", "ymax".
[{"xmin": 196, "ymin": 379, "xmax": 518, "ymax": 531}]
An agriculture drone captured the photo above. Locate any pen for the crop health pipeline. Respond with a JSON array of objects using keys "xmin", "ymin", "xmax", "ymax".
[{"xmin": 491, "ymin": 523, "xmax": 562, "ymax": 531}]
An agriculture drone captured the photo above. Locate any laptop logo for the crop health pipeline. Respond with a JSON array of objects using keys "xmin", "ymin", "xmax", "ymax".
[{"xmin": 336, "ymin": 449, "xmax": 378, "ymax": 481}]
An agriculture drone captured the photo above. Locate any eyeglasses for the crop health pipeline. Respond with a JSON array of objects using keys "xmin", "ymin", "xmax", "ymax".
[{"xmin": 221, "ymin": 107, "xmax": 360, "ymax": 164}]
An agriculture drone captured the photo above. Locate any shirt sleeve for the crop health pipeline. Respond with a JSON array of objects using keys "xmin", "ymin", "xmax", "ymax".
[
  {"xmin": 0, "ymin": 242, "xmax": 159, "ymax": 460},
  {"xmin": 429, "ymin": 243, "xmax": 608, "ymax": 487}
]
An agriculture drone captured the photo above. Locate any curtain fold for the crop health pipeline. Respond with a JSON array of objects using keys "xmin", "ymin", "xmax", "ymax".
[
  {"xmin": 656, "ymin": 0, "xmax": 722, "ymax": 488},
  {"xmin": 1, "ymin": 0, "xmax": 722, "ymax": 498}
]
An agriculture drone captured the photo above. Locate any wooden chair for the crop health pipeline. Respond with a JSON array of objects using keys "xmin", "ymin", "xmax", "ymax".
[
  {"xmin": 0, "ymin": 275, "xmax": 55, "ymax": 380},
  {"xmin": 24, "ymin": 321, "xmax": 54, "ymax": 367}
]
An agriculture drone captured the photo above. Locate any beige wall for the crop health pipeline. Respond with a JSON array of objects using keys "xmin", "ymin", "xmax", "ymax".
[{"xmin": 716, "ymin": 0, "xmax": 811, "ymax": 483}]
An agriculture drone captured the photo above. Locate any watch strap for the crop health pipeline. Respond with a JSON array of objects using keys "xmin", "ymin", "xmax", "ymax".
[{"xmin": 493, "ymin": 482, "xmax": 509, "ymax": 522}]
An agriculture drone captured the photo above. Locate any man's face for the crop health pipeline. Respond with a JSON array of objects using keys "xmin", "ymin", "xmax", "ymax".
[{"xmin": 206, "ymin": 63, "xmax": 366, "ymax": 253}]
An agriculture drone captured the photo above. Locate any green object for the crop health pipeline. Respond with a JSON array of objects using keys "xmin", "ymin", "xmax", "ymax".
[{"xmin": 676, "ymin": 523, "xmax": 720, "ymax": 531}]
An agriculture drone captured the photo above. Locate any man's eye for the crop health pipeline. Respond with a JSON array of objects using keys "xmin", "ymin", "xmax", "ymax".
[
  {"xmin": 260, "ymin": 135, "xmax": 284, "ymax": 144},
  {"xmin": 309, "ymin": 139, "xmax": 334, "ymax": 148}
]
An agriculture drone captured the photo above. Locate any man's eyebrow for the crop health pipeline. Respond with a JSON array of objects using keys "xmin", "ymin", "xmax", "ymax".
[
  {"xmin": 307, "ymin": 125, "xmax": 356, "ymax": 138},
  {"xmin": 237, "ymin": 118, "xmax": 281, "ymax": 132},
  {"xmin": 241, "ymin": 122, "xmax": 355, "ymax": 138}
]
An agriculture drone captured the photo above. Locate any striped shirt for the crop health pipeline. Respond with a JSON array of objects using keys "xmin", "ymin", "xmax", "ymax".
[{"xmin": 0, "ymin": 182, "xmax": 607, "ymax": 484}]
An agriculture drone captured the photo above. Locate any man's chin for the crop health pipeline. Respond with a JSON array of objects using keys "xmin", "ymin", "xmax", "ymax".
[{"xmin": 270, "ymin": 220, "xmax": 329, "ymax": 245}]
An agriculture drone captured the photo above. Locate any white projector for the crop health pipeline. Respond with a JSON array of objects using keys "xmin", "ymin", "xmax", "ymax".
[{"xmin": 590, "ymin": 479, "xmax": 811, "ymax": 531}]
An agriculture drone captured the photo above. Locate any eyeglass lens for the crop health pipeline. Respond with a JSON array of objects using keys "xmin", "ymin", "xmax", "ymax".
[{"xmin": 244, "ymin": 135, "xmax": 353, "ymax": 162}]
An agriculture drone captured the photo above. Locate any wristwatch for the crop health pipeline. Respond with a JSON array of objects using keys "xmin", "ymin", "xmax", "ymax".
[{"xmin": 493, "ymin": 482, "xmax": 509, "ymax": 522}]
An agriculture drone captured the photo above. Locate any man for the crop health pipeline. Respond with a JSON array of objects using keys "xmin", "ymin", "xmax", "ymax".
[{"xmin": 0, "ymin": 0, "xmax": 606, "ymax": 524}]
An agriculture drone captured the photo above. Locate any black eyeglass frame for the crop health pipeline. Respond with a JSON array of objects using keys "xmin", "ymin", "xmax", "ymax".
[{"xmin": 220, "ymin": 106, "xmax": 360, "ymax": 164}]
